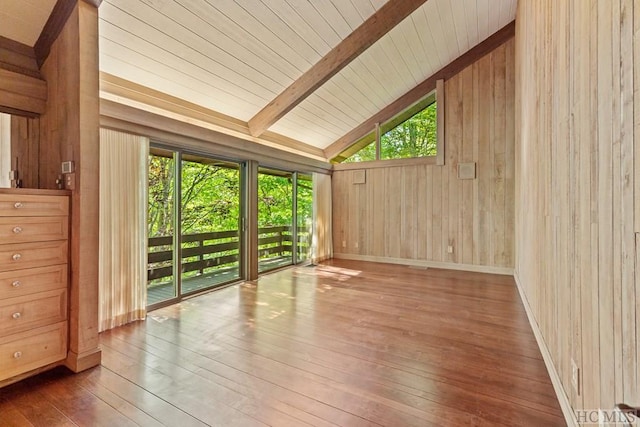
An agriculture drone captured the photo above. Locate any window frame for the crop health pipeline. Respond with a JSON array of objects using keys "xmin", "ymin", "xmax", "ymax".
[{"xmin": 332, "ymin": 79, "xmax": 445, "ymax": 167}]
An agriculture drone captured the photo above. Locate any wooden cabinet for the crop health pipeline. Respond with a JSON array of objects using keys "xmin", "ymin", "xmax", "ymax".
[{"xmin": 0, "ymin": 191, "xmax": 69, "ymax": 383}]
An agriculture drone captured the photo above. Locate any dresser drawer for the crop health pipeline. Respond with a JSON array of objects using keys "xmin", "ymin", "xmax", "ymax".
[
  {"xmin": 0, "ymin": 195, "xmax": 68, "ymax": 217},
  {"xmin": 0, "ymin": 217, "xmax": 68, "ymax": 244},
  {"xmin": 0, "ymin": 241, "xmax": 68, "ymax": 272},
  {"xmin": 0, "ymin": 289, "xmax": 67, "ymax": 337},
  {"xmin": 0, "ymin": 322, "xmax": 67, "ymax": 381},
  {"xmin": 0, "ymin": 265, "xmax": 67, "ymax": 299}
]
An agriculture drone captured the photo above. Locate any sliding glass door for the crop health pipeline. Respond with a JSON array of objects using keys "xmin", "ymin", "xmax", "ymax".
[
  {"xmin": 180, "ymin": 155, "xmax": 241, "ymax": 295},
  {"xmin": 147, "ymin": 148, "xmax": 242, "ymax": 307},
  {"xmin": 147, "ymin": 148, "xmax": 178, "ymax": 305},
  {"xmin": 257, "ymin": 169, "xmax": 313, "ymax": 272},
  {"xmin": 258, "ymin": 168, "xmax": 294, "ymax": 272},
  {"xmin": 147, "ymin": 150, "xmax": 314, "ymax": 306}
]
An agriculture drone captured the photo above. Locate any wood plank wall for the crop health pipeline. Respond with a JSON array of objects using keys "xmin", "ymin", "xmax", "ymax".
[
  {"xmin": 515, "ymin": 0, "xmax": 639, "ymax": 421},
  {"xmin": 332, "ymin": 39, "xmax": 515, "ymax": 273}
]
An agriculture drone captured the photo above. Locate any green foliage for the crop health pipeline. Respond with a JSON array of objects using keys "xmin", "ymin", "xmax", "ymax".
[
  {"xmin": 343, "ymin": 102, "xmax": 437, "ymax": 163},
  {"xmin": 181, "ymin": 160, "xmax": 239, "ymax": 233},
  {"xmin": 148, "ymin": 155, "xmax": 174, "ymax": 238},
  {"xmin": 381, "ymin": 102, "xmax": 437, "ymax": 159},
  {"xmin": 343, "ymin": 140, "xmax": 376, "ymax": 163},
  {"xmin": 147, "ymin": 155, "xmax": 241, "ymax": 238},
  {"xmin": 147, "ymin": 154, "xmax": 315, "ymax": 288},
  {"xmin": 258, "ymin": 173, "xmax": 292, "ymax": 227},
  {"xmin": 148, "ymin": 154, "xmax": 313, "ymax": 240}
]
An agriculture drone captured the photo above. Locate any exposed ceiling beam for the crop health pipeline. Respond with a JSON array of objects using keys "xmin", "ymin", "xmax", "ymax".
[
  {"xmin": 100, "ymin": 73, "xmax": 327, "ymax": 161},
  {"xmin": 33, "ymin": 0, "xmax": 102, "ymax": 68},
  {"xmin": 34, "ymin": 0, "xmax": 76, "ymax": 68},
  {"xmin": 324, "ymin": 20, "xmax": 516, "ymax": 161},
  {"xmin": 247, "ymin": 0, "xmax": 429, "ymax": 138}
]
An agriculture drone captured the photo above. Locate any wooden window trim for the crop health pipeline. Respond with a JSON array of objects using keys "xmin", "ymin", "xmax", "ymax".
[
  {"xmin": 435, "ymin": 79, "xmax": 445, "ymax": 166},
  {"xmin": 332, "ymin": 156, "xmax": 437, "ymax": 171}
]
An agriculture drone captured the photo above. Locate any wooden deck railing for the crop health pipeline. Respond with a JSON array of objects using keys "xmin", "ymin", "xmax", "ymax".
[{"xmin": 148, "ymin": 225, "xmax": 309, "ymax": 283}]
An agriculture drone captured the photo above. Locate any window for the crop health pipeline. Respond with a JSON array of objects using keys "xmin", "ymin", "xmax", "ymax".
[
  {"xmin": 257, "ymin": 169, "xmax": 313, "ymax": 273},
  {"xmin": 380, "ymin": 101, "xmax": 437, "ymax": 160},
  {"xmin": 334, "ymin": 80, "xmax": 443, "ymax": 165}
]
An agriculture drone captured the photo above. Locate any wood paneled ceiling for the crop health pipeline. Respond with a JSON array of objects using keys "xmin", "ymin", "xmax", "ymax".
[
  {"xmin": 0, "ymin": 0, "xmax": 57, "ymax": 46},
  {"xmin": 99, "ymin": 0, "xmax": 517, "ymax": 153}
]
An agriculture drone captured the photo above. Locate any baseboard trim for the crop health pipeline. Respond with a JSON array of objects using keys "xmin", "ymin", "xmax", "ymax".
[
  {"xmin": 332, "ymin": 253, "xmax": 514, "ymax": 275},
  {"xmin": 513, "ymin": 272, "xmax": 578, "ymax": 427},
  {"xmin": 65, "ymin": 347, "xmax": 102, "ymax": 373},
  {"xmin": 312, "ymin": 254, "xmax": 333, "ymax": 264}
]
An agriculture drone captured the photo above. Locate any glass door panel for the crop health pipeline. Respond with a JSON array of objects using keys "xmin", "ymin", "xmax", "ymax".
[
  {"xmin": 296, "ymin": 173, "xmax": 313, "ymax": 263},
  {"xmin": 258, "ymin": 168, "xmax": 293, "ymax": 272},
  {"xmin": 147, "ymin": 148, "xmax": 178, "ymax": 305},
  {"xmin": 180, "ymin": 155, "xmax": 241, "ymax": 295}
]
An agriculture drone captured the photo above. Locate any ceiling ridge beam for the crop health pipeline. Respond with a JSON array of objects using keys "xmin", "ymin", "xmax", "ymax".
[
  {"xmin": 247, "ymin": 0, "xmax": 429, "ymax": 137},
  {"xmin": 324, "ymin": 20, "xmax": 516, "ymax": 161}
]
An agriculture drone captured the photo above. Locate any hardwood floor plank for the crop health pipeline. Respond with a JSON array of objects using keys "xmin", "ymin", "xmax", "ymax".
[
  {"xmin": 0, "ymin": 401, "xmax": 35, "ymax": 427},
  {"xmin": 77, "ymin": 367, "xmax": 207, "ymax": 427},
  {"xmin": 99, "ymin": 338, "xmax": 302, "ymax": 427},
  {"xmin": 72, "ymin": 371, "xmax": 166, "ymax": 427},
  {"xmin": 115, "ymin": 323, "xmax": 562, "ymax": 426},
  {"xmin": 139, "ymin": 294, "xmax": 555, "ymax": 422},
  {"xmin": 36, "ymin": 378, "xmax": 139, "ymax": 427},
  {"xmin": 0, "ymin": 380, "xmax": 77, "ymax": 427},
  {"xmin": 0, "ymin": 260, "xmax": 564, "ymax": 426}
]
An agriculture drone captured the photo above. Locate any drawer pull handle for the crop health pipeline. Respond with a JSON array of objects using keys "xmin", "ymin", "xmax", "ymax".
[
  {"xmin": 12, "ymin": 312, "xmax": 21, "ymax": 320},
  {"xmin": 11, "ymin": 280, "xmax": 20, "ymax": 287},
  {"xmin": 13, "ymin": 202, "xmax": 22, "ymax": 209},
  {"xmin": 12, "ymin": 253, "xmax": 21, "ymax": 261},
  {"xmin": 12, "ymin": 226, "xmax": 22, "ymax": 234},
  {"xmin": 13, "ymin": 351, "xmax": 22, "ymax": 359}
]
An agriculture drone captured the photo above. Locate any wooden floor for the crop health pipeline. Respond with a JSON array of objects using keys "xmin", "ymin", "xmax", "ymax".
[{"xmin": 0, "ymin": 260, "xmax": 565, "ymax": 426}]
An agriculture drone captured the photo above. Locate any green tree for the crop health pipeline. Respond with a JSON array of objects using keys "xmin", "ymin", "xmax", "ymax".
[
  {"xmin": 148, "ymin": 155, "xmax": 174, "ymax": 238},
  {"xmin": 180, "ymin": 161, "xmax": 239, "ymax": 234},
  {"xmin": 258, "ymin": 173, "xmax": 293, "ymax": 227},
  {"xmin": 148, "ymin": 156, "xmax": 312, "ymax": 237},
  {"xmin": 381, "ymin": 102, "xmax": 437, "ymax": 159}
]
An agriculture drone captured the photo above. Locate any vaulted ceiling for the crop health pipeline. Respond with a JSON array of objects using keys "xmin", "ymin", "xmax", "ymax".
[
  {"xmin": 1, "ymin": 0, "xmax": 517, "ymax": 159},
  {"xmin": 99, "ymin": 0, "xmax": 516, "ymax": 155}
]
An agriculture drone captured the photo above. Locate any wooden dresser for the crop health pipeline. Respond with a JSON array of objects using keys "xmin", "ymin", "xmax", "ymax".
[{"xmin": 0, "ymin": 190, "xmax": 70, "ymax": 383}]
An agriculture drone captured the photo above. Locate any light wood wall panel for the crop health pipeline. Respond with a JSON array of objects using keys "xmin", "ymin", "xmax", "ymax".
[
  {"xmin": 515, "ymin": 0, "xmax": 640, "ymax": 422},
  {"xmin": 332, "ymin": 39, "xmax": 515, "ymax": 272}
]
